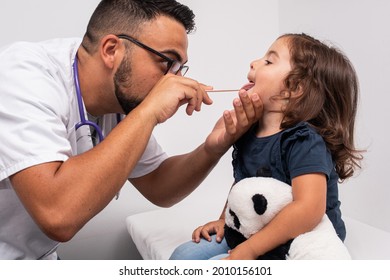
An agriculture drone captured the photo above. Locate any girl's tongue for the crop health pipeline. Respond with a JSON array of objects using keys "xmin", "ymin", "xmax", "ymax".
[{"xmin": 241, "ymin": 82, "xmax": 255, "ymax": 91}]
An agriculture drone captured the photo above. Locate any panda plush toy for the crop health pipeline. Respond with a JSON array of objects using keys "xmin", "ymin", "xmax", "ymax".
[{"xmin": 224, "ymin": 177, "xmax": 351, "ymax": 260}]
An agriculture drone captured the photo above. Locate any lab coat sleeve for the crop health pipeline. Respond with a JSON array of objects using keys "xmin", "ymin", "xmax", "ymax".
[
  {"xmin": 128, "ymin": 134, "xmax": 168, "ymax": 179},
  {"xmin": 0, "ymin": 43, "xmax": 72, "ymax": 181}
]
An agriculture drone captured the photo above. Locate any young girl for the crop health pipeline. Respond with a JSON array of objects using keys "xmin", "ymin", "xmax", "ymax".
[{"xmin": 169, "ymin": 33, "xmax": 362, "ymax": 260}]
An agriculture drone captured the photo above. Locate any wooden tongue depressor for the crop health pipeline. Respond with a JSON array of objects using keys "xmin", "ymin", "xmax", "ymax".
[{"xmin": 205, "ymin": 89, "xmax": 240, "ymax": 92}]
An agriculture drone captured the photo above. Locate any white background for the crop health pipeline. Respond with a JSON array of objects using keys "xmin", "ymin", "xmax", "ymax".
[{"xmin": 1, "ymin": 0, "xmax": 389, "ymax": 259}]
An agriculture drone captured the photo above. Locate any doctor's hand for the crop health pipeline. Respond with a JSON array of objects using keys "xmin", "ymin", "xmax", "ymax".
[
  {"xmin": 205, "ymin": 90, "xmax": 263, "ymax": 157},
  {"xmin": 192, "ymin": 219, "xmax": 225, "ymax": 243},
  {"xmin": 140, "ymin": 74, "xmax": 213, "ymax": 124}
]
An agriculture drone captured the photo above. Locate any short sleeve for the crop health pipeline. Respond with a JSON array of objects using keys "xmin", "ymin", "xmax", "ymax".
[
  {"xmin": 281, "ymin": 123, "xmax": 334, "ymax": 180},
  {"xmin": 128, "ymin": 135, "xmax": 168, "ymax": 178},
  {"xmin": 0, "ymin": 44, "xmax": 72, "ymax": 180}
]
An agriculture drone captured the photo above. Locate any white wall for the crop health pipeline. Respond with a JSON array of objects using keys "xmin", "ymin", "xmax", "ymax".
[
  {"xmin": 278, "ymin": 0, "xmax": 390, "ymax": 233},
  {"xmin": 0, "ymin": 1, "xmax": 99, "ymax": 44}
]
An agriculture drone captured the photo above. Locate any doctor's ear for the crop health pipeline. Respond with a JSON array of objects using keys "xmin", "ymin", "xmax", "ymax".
[{"xmin": 99, "ymin": 34, "xmax": 124, "ymax": 69}]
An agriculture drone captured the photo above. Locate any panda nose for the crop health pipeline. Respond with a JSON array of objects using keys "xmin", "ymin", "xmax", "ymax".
[{"xmin": 252, "ymin": 194, "xmax": 267, "ymax": 215}]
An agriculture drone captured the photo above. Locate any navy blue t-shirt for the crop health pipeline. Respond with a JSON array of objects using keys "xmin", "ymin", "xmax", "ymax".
[{"xmin": 232, "ymin": 122, "xmax": 346, "ymax": 240}]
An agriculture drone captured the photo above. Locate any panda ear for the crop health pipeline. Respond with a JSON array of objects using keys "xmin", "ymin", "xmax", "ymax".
[{"xmin": 252, "ymin": 194, "xmax": 267, "ymax": 215}]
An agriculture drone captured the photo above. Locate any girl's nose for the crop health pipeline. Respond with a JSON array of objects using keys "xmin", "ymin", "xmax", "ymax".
[
  {"xmin": 250, "ymin": 61, "xmax": 255, "ymax": 70},
  {"xmin": 250, "ymin": 59, "xmax": 260, "ymax": 70}
]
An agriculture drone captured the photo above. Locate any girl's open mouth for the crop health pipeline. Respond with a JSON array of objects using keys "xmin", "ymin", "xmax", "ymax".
[{"xmin": 241, "ymin": 82, "xmax": 255, "ymax": 91}]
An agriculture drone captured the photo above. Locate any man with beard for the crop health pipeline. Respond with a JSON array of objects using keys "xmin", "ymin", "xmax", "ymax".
[{"xmin": 0, "ymin": 0, "xmax": 262, "ymax": 259}]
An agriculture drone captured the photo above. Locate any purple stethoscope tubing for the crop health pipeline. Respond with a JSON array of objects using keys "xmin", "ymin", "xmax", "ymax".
[
  {"xmin": 73, "ymin": 56, "xmax": 122, "ymax": 143},
  {"xmin": 72, "ymin": 56, "xmax": 121, "ymax": 199},
  {"xmin": 73, "ymin": 56, "xmax": 105, "ymax": 142}
]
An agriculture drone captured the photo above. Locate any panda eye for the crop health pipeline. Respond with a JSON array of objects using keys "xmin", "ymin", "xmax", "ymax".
[{"xmin": 252, "ymin": 194, "xmax": 267, "ymax": 215}]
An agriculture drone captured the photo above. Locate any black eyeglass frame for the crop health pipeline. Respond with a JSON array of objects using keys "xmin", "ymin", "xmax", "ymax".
[{"xmin": 117, "ymin": 34, "xmax": 189, "ymax": 76}]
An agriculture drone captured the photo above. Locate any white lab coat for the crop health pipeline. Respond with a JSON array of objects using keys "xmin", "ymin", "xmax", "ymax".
[{"xmin": 0, "ymin": 38, "xmax": 167, "ymax": 259}]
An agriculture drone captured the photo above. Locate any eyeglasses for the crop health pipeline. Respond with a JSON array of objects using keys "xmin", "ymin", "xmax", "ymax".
[{"xmin": 117, "ymin": 34, "xmax": 189, "ymax": 76}]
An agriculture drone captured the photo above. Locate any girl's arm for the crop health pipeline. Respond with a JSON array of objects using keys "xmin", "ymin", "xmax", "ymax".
[{"xmin": 224, "ymin": 173, "xmax": 327, "ymax": 260}]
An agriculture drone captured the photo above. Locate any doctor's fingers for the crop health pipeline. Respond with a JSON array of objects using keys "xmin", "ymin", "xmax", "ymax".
[
  {"xmin": 161, "ymin": 74, "xmax": 213, "ymax": 106},
  {"xmin": 234, "ymin": 90, "xmax": 263, "ymax": 127},
  {"xmin": 144, "ymin": 76, "xmax": 212, "ymax": 122},
  {"xmin": 180, "ymin": 79, "xmax": 213, "ymax": 115}
]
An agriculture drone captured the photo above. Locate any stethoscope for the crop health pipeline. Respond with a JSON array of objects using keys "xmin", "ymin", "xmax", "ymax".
[
  {"xmin": 73, "ymin": 56, "xmax": 121, "ymax": 143},
  {"xmin": 73, "ymin": 56, "xmax": 121, "ymax": 199}
]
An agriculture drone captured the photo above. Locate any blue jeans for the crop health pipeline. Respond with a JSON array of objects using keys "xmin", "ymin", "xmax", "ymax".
[{"xmin": 169, "ymin": 235, "xmax": 230, "ymax": 260}]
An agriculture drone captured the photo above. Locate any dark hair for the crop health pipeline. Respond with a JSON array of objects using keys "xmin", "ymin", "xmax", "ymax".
[
  {"xmin": 280, "ymin": 33, "xmax": 362, "ymax": 181},
  {"xmin": 82, "ymin": 0, "xmax": 195, "ymax": 53}
]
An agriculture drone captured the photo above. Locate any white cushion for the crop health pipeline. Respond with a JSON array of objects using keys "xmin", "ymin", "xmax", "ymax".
[
  {"xmin": 343, "ymin": 216, "xmax": 390, "ymax": 259},
  {"xmin": 126, "ymin": 203, "xmax": 216, "ymax": 260},
  {"xmin": 126, "ymin": 206, "xmax": 390, "ymax": 260}
]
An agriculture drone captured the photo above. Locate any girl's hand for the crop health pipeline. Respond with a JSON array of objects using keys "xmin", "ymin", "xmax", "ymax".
[
  {"xmin": 192, "ymin": 219, "xmax": 225, "ymax": 243},
  {"xmin": 222, "ymin": 241, "xmax": 258, "ymax": 260}
]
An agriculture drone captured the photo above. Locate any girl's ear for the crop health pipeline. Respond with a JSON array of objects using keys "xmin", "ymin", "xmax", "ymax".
[
  {"xmin": 288, "ymin": 84, "xmax": 304, "ymax": 102},
  {"xmin": 291, "ymin": 84, "xmax": 304, "ymax": 97},
  {"xmin": 282, "ymin": 85, "xmax": 303, "ymax": 108}
]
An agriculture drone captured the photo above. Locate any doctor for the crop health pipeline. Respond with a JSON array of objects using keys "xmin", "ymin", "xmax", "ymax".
[{"xmin": 0, "ymin": 0, "xmax": 262, "ymax": 259}]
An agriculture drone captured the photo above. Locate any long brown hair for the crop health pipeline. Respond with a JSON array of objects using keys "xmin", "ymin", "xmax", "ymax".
[{"xmin": 280, "ymin": 33, "xmax": 362, "ymax": 181}]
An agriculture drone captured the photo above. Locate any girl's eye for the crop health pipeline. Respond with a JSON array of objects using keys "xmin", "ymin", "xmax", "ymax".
[{"xmin": 265, "ymin": 60, "xmax": 272, "ymax": 65}]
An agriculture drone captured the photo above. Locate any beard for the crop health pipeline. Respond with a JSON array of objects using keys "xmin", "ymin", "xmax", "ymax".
[{"xmin": 114, "ymin": 54, "xmax": 142, "ymax": 115}]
